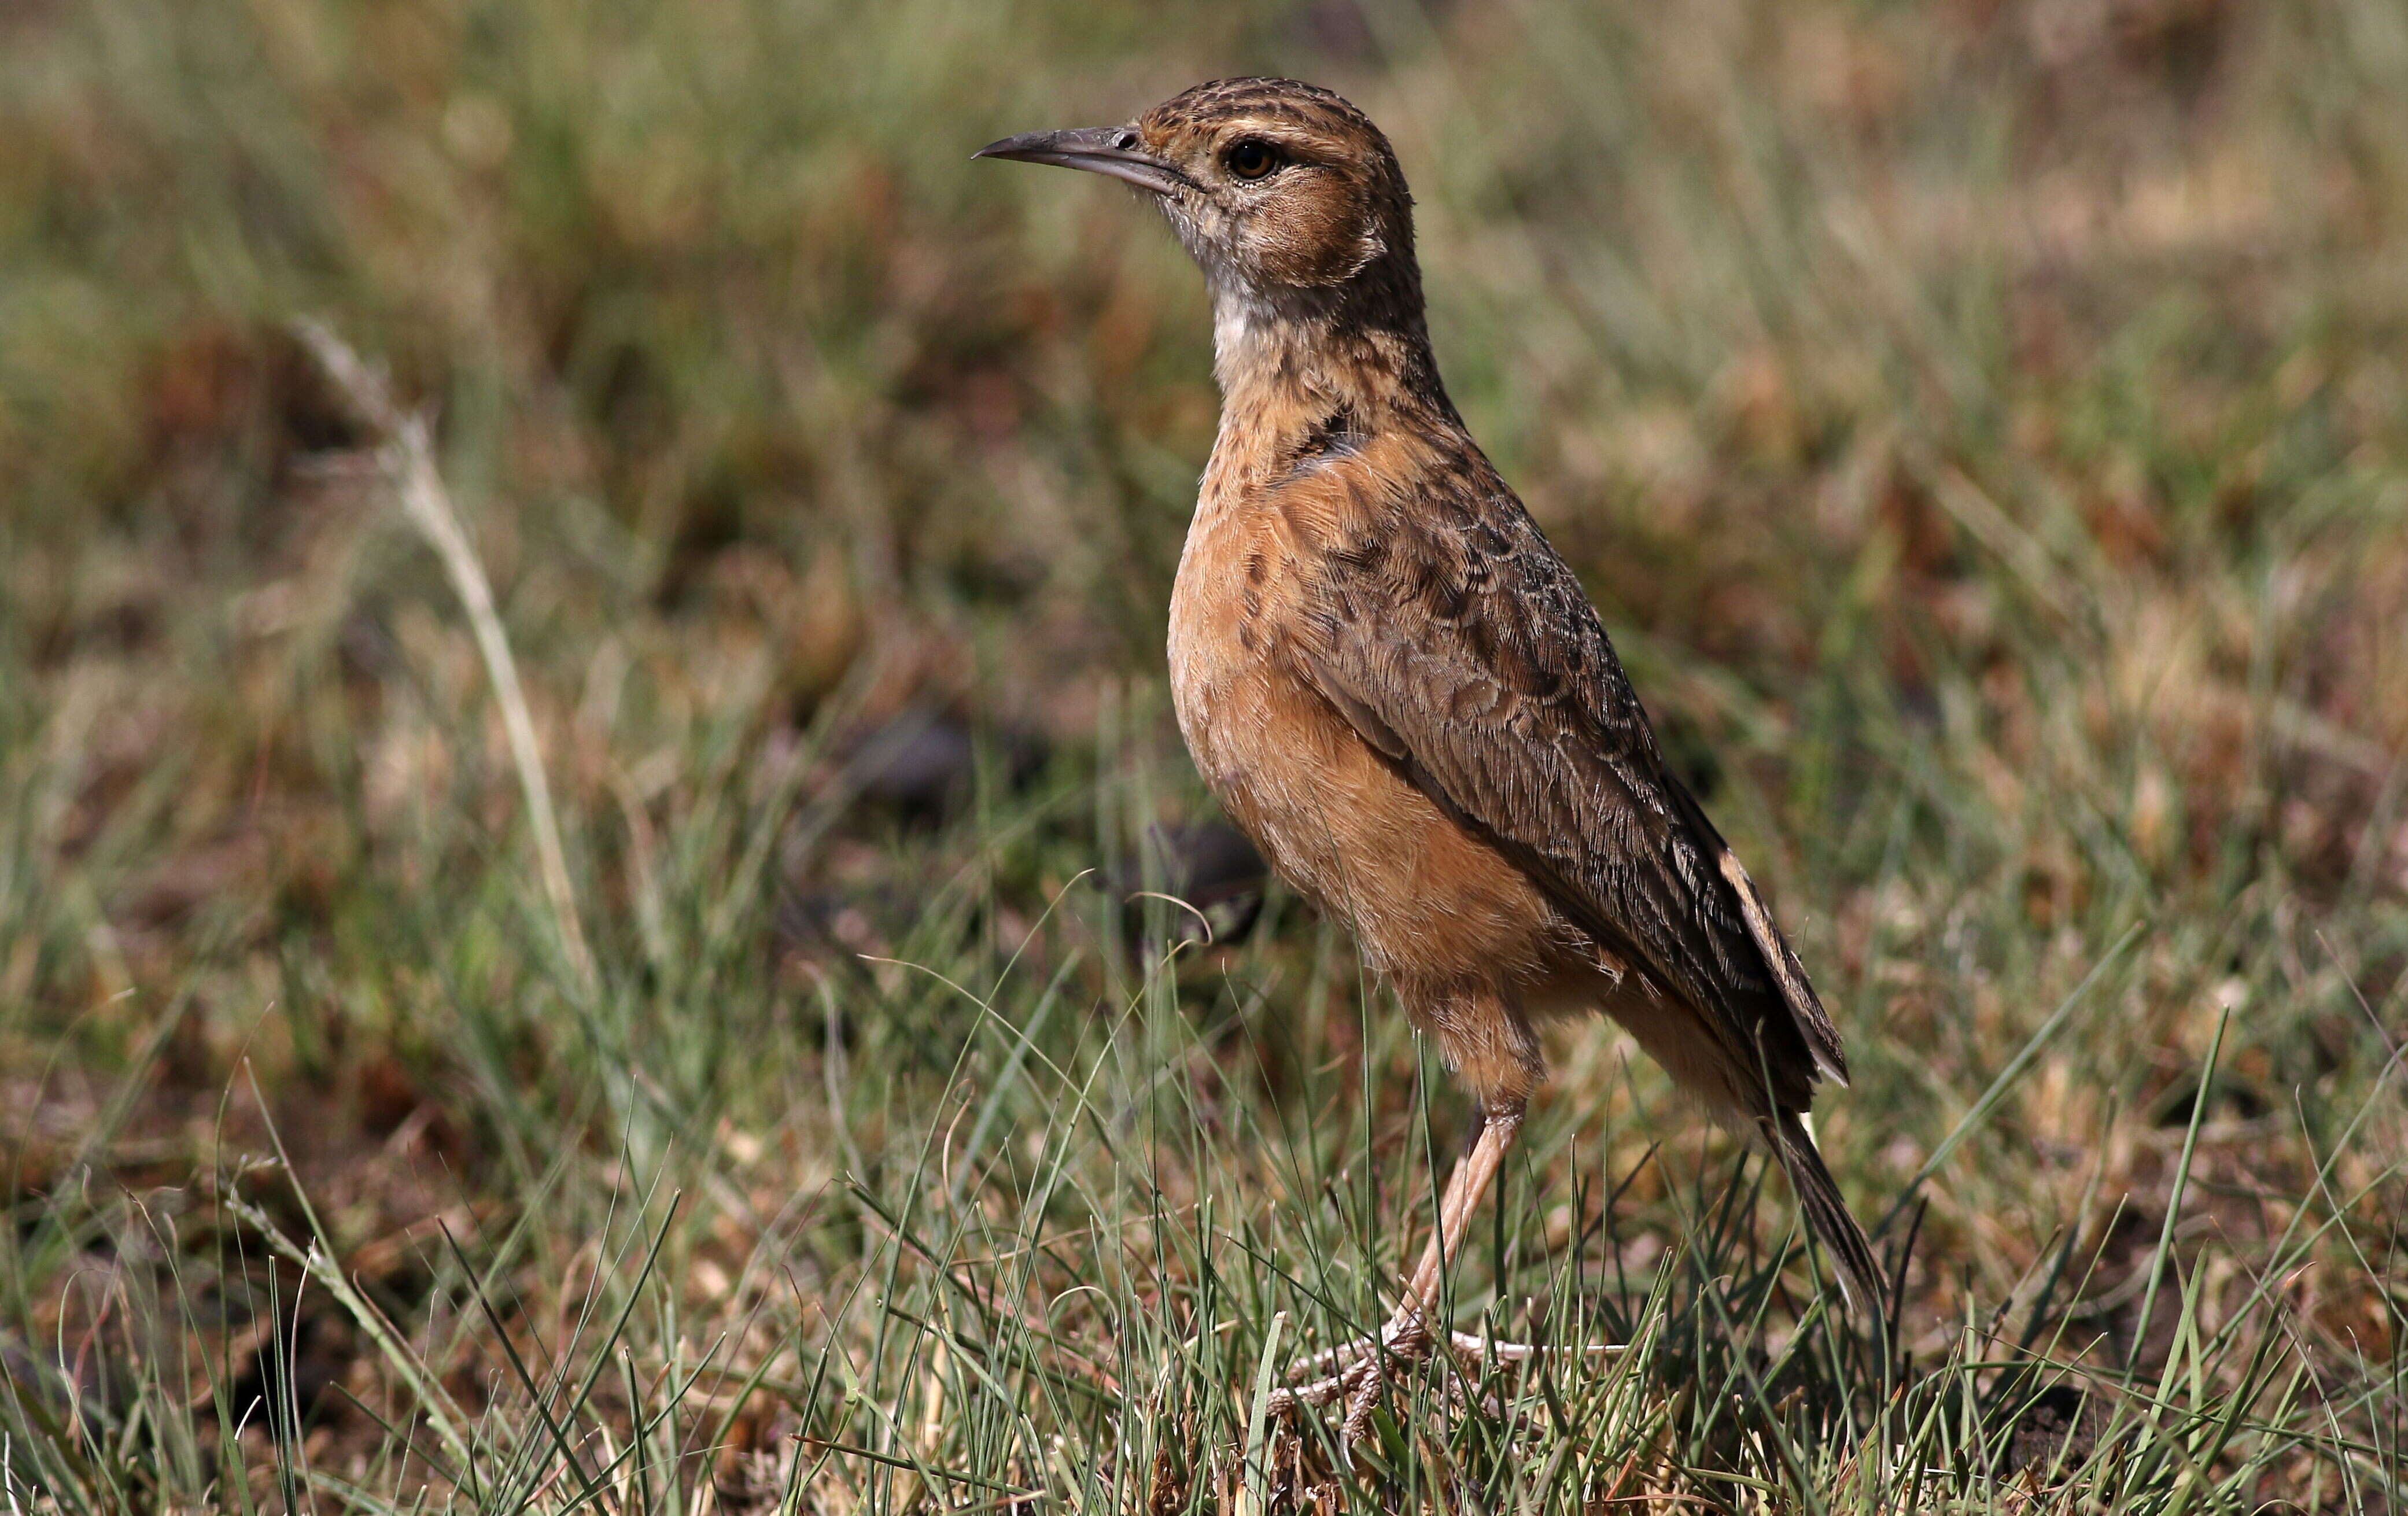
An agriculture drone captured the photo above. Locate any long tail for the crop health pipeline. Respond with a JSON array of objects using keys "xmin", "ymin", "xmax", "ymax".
[{"xmin": 1767, "ymin": 1109, "xmax": 1884, "ymax": 1322}]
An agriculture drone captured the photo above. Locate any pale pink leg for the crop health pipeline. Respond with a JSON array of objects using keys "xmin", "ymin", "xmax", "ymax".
[{"xmin": 1267, "ymin": 1104, "xmax": 1620, "ymax": 1443}]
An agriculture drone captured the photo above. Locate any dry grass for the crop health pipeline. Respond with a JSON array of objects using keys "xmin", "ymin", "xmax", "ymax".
[{"xmin": 2, "ymin": 0, "xmax": 2405, "ymax": 1510}]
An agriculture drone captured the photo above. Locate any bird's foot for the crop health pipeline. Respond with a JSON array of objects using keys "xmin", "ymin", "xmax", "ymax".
[
  {"xmin": 1265, "ymin": 1311, "xmax": 1621, "ymax": 1445},
  {"xmin": 1264, "ymin": 1311, "xmax": 1430, "ymax": 1446}
]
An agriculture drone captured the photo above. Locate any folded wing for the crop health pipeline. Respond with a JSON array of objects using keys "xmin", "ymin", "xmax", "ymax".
[{"xmin": 1288, "ymin": 468, "xmax": 1848, "ymax": 1107}]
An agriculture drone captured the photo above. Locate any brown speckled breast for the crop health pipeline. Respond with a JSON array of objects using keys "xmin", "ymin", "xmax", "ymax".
[{"xmin": 1167, "ymin": 444, "xmax": 1603, "ymax": 1005}]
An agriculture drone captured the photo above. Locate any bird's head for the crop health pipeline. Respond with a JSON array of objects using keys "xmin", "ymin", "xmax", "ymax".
[{"xmin": 978, "ymin": 79, "xmax": 1417, "ymax": 314}]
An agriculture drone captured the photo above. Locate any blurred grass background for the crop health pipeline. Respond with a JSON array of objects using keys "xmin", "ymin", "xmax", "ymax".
[{"xmin": 3, "ymin": 0, "xmax": 2406, "ymax": 1508}]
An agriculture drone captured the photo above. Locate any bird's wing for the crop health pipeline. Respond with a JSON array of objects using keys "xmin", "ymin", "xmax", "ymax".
[{"xmin": 1287, "ymin": 464, "xmax": 1848, "ymax": 1097}]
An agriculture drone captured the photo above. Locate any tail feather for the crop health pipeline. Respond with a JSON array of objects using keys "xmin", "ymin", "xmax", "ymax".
[{"xmin": 1768, "ymin": 1111, "xmax": 1883, "ymax": 1322}]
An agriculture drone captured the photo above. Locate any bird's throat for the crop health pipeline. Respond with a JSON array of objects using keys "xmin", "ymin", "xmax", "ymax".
[
  {"xmin": 1207, "ymin": 279, "xmax": 1326, "ymax": 399},
  {"xmin": 1206, "ymin": 275, "xmax": 1443, "ymax": 451}
]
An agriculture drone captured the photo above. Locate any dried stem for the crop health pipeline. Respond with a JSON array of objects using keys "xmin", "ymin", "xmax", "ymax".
[{"xmin": 295, "ymin": 319, "xmax": 598, "ymax": 997}]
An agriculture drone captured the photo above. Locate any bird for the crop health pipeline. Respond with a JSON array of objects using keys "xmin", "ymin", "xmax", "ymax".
[{"xmin": 978, "ymin": 78, "xmax": 1880, "ymax": 1438}]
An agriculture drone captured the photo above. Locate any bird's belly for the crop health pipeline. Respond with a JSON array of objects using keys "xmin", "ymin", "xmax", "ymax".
[{"xmin": 1169, "ymin": 629, "xmax": 1576, "ymax": 991}]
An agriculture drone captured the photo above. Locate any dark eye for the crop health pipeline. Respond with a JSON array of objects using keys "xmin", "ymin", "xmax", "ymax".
[{"xmin": 1225, "ymin": 139, "xmax": 1282, "ymax": 180}]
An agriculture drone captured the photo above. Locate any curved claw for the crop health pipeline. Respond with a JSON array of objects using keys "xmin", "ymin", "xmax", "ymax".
[
  {"xmin": 1341, "ymin": 1364, "xmax": 1385, "ymax": 1446},
  {"xmin": 1282, "ymin": 1311, "xmax": 1428, "ymax": 1378},
  {"xmin": 1266, "ymin": 1321, "xmax": 1627, "ymax": 1446},
  {"xmin": 1443, "ymin": 1330, "xmax": 1625, "ymax": 1363}
]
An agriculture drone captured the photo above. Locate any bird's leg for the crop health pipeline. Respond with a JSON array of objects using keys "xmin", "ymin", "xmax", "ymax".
[
  {"xmin": 1331, "ymin": 1100, "xmax": 1523, "ymax": 1440},
  {"xmin": 1270, "ymin": 1099, "xmax": 1621, "ymax": 1440},
  {"xmin": 1280, "ymin": 1101, "xmax": 1507, "ymax": 1382},
  {"xmin": 1271, "ymin": 1104, "xmax": 1524, "ymax": 1423},
  {"xmin": 1399, "ymin": 1099, "xmax": 1518, "ymax": 1337}
]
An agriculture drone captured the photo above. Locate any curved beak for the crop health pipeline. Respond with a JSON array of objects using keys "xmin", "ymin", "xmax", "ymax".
[{"xmin": 973, "ymin": 127, "xmax": 1190, "ymax": 196}]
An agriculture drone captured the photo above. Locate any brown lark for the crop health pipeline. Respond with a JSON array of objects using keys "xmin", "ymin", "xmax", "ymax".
[{"xmin": 980, "ymin": 78, "xmax": 1880, "ymax": 1440}]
